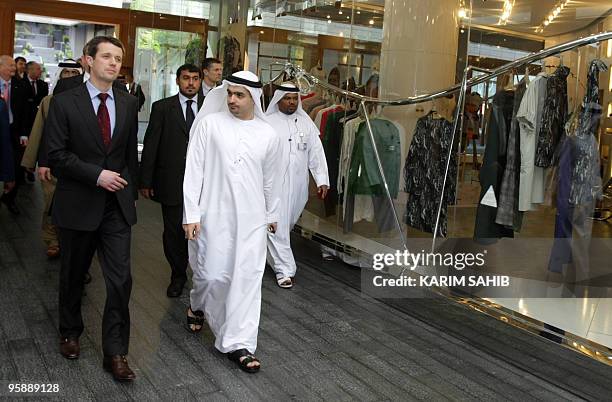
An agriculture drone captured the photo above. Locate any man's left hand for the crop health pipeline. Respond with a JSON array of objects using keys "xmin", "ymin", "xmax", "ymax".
[
  {"xmin": 317, "ymin": 185, "xmax": 329, "ymax": 199},
  {"xmin": 268, "ymin": 223, "xmax": 277, "ymax": 234},
  {"xmin": 19, "ymin": 136, "xmax": 28, "ymax": 147}
]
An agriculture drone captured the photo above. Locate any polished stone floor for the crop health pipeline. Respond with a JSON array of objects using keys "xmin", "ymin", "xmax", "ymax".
[{"xmin": 1, "ymin": 184, "xmax": 612, "ymax": 401}]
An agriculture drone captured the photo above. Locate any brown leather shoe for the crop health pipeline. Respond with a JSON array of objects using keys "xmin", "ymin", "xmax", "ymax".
[
  {"xmin": 46, "ymin": 246, "xmax": 60, "ymax": 258},
  {"xmin": 103, "ymin": 355, "xmax": 136, "ymax": 381},
  {"xmin": 59, "ymin": 337, "xmax": 79, "ymax": 359}
]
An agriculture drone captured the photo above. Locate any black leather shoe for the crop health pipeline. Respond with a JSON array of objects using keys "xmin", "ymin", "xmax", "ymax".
[
  {"xmin": 166, "ymin": 278, "xmax": 186, "ymax": 298},
  {"xmin": 103, "ymin": 355, "xmax": 136, "ymax": 381},
  {"xmin": 59, "ymin": 337, "xmax": 80, "ymax": 359},
  {"xmin": 0, "ymin": 197, "xmax": 19, "ymax": 215}
]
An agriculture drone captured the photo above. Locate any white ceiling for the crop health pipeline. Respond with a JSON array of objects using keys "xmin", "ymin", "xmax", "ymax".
[{"xmin": 464, "ymin": 0, "xmax": 611, "ymax": 37}]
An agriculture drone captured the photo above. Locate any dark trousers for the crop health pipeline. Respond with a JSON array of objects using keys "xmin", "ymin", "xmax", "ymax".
[
  {"xmin": 161, "ymin": 204, "xmax": 188, "ymax": 281},
  {"xmin": 58, "ymin": 195, "xmax": 132, "ymax": 356},
  {"xmin": 1, "ymin": 140, "xmax": 25, "ymax": 204}
]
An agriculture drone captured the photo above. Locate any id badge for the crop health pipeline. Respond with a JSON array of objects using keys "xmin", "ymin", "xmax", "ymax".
[{"xmin": 298, "ymin": 142, "xmax": 307, "ymax": 151}]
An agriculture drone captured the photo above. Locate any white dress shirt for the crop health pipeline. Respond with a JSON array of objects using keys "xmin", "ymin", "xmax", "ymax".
[{"xmin": 86, "ymin": 80, "xmax": 116, "ymax": 136}]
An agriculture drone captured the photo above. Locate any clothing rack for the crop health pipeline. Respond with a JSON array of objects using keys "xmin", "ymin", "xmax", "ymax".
[{"xmin": 264, "ymin": 30, "xmax": 612, "ymax": 254}]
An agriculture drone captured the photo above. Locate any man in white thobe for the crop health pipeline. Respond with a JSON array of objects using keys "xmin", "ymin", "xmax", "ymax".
[
  {"xmin": 182, "ymin": 71, "xmax": 281, "ymax": 372},
  {"xmin": 265, "ymin": 83, "xmax": 329, "ymax": 288}
]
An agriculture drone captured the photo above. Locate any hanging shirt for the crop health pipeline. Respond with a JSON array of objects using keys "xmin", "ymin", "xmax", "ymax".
[
  {"xmin": 516, "ymin": 74, "xmax": 548, "ymax": 212},
  {"xmin": 347, "ymin": 118, "xmax": 401, "ymax": 198},
  {"xmin": 183, "ymin": 110, "xmax": 281, "ymax": 354},
  {"xmin": 496, "ymin": 79, "xmax": 527, "ymax": 229},
  {"xmin": 404, "ymin": 113, "xmax": 456, "ymax": 237},
  {"xmin": 535, "ymin": 66, "xmax": 569, "ymax": 168}
]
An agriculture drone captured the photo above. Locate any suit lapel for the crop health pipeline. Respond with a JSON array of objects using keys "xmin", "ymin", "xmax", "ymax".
[
  {"xmin": 109, "ymin": 89, "xmax": 127, "ymax": 152},
  {"xmin": 74, "ymin": 84, "xmax": 105, "ymax": 153},
  {"xmin": 172, "ymin": 95, "xmax": 188, "ymax": 136}
]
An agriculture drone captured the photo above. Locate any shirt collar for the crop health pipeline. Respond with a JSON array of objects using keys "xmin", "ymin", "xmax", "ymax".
[
  {"xmin": 86, "ymin": 80, "xmax": 114, "ymax": 101},
  {"xmin": 178, "ymin": 92, "xmax": 198, "ymax": 104}
]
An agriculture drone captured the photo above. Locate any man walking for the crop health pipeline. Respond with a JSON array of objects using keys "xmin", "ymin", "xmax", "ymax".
[
  {"xmin": 200, "ymin": 57, "xmax": 222, "ymax": 96},
  {"xmin": 46, "ymin": 36, "xmax": 139, "ymax": 381},
  {"xmin": 0, "ymin": 55, "xmax": 29, "ymax": 214},
  {"xmin": 139, "ymin": 63, "xmax": 203, "ymax": 297},
  {"xmin": 265, "ymin": 83, "xmax": 329, "ymax": 288},
  {"xmin": 183, "ymin": 71, "xmax": 280, "ymax": 373}
]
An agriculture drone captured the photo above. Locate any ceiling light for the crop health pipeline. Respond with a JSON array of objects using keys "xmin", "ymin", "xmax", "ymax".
[
  {"xmin": 356, "ymin": 11, "xmax": 360, "ymax": 14},
  {"xmin": 346, "ymin": 16, "xmax": 349, "ymax": 19},
  {"xmin": 498, "ymin": 0, "xmax": 514, "ymax": 25},
  {"xmin": 327, "ymin": 15, "xmax": 331, "ymax": 18},
  {"xmin": 458, "ymin": 8, "xmax": 467, "ymax": 19},
  {"xmin": 536, "ymin": 1, "xmax": 568, "ymax": 33},
  {"xmin": 338, "ymin": 10, "xmax": 343, "ymax": 15},
  {"xmin": 328, "ymin": 20, "xmax": 332, "ymax": 24},
  {"xmin": 260, "ymin": 30, "xmax": 264, "ymax": 34},
  {"xmin": 369, "ymin": 19, "xmax": 374, "ymax": 25}
]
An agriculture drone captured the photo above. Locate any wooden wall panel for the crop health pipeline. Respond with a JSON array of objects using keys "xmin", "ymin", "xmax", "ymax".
[{"xmin": 1, "ymin": 0, "xmax": 207, "ymax": 69}]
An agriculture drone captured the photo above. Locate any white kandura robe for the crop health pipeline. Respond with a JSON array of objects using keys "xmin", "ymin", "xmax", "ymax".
[
  {"xmin": 266, "ymin": 111, "xmax": 329, "ymax": 279},
  {"xmin": 183, "ymin": 111, "xmax": 281, "ymax": 354}
]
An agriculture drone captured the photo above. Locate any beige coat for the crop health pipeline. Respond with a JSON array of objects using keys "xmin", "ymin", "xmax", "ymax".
[{"xmin": 21, "ymin": 95, "xmax": 53, "ymax": 169}]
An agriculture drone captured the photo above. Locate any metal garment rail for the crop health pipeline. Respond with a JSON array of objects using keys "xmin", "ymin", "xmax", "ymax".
[
  {"xmin": 276, "ymin": 31, "xmax": 612, "ymax": 106},
  {"xmin": 269, "ymin": 30, "xmax": 612, "ymax": 254}
]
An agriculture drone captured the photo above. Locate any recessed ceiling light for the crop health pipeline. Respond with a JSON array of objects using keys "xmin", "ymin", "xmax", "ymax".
[
  {"xmin": 369, "ymin": 19, "xmax": 374, "ymax": 24},
  {"xmin": 356, "ymin": 11, "xmax": 360, "ymax": 14},
  {"xmin": 327, "ymin": 15, "xmax": 331, "ymax": 18},
  {"xmin": 328, "ymin": 20, "xmax": 332, "ymax": 24},
  {"xmin": 260, "ymin": 30, "xmax": 264, "ymax": 34},
  {"xmin": 339, "ymin": 10, "xmax": 343, "ymax": 15}
]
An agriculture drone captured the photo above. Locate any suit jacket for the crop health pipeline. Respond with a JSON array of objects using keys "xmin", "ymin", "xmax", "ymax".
[
  {"xmin": 0, "ymin": 99, "xmax": 14, "ymax": 181},
  {"xmin": 24, "ymin": 77, "xmax": 49, "ymax": 136},
  {"xmin": 21, "ymin": 95, "xmax": 52, "ymax": 169},
  {"xmin": 128, "ymin": 83, "xmax": 146, "ymax": 111},
  {"xmin": 53, "ymin": 73, "xmax": 128, "ymax": 95},
  {"xmin": 46, "ymin": 83, "xmax": 139, "ymax": 231},
  {"xmin": 139, "ymin": 94, "xmax": 203, "ymax": 206},
  {"xmin": 6, "ymin": 77, "xmax": 29, "ymax": 141}
]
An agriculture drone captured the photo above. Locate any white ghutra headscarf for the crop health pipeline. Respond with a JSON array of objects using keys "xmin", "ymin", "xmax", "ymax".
[
  {"xmin": 190, "ymin": 70, "xmax": 265, "ymax": 137},
  {"xmin": 265, "ymin": 82, "xmax": 310, "ymax": 121}
]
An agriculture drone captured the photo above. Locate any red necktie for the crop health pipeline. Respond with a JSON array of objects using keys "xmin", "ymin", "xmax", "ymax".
[{"xmin": 97, "ymin": 93, "xmax": 111, "ymax": 148}]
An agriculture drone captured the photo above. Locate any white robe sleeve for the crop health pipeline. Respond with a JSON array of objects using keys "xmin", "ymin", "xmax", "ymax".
[
  {"xmin": 183, "ymin": 119, "xmax": 207, "ymax": 224},
  {"xmin": 263, "ymin": 131, "xmax": 282, "ymax": 224},
  {"xmin": 307, "ymin": 122, "xmax": 329, "ymax": 187}
]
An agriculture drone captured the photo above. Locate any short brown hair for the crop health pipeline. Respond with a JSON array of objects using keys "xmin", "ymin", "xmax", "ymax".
[{"xmin": 87, "ymin": 36, "xmax": 125, "ymax": 58}]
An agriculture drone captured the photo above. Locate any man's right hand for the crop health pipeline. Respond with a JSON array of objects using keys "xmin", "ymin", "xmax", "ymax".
[
  {"xmin": 183, "ymin": 223, "xmax": 201, "ymax": 240},
  {"xmin": 97, "ymin": 170, "xmax": 128, "ymax": 192},
  {"xmin": 3, "ymin": 181, "xmax": 15, "ymax": 192},
  {"xmin": 38, "ymin": 167, "xmax": 52, "ymax": 182},
  {"xmin": 139, "ymin": 188, "xmax": 154, "ymax": 199}
]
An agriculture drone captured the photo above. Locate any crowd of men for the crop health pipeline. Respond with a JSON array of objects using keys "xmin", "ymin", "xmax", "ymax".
[{"xmin": 0, "ymin": 35, "xmax": 329, "ymax": 380}]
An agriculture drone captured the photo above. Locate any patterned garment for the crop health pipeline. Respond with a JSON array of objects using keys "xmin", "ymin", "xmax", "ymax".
[
  {"xmin": 535, "ymin": 66, "xmax": 570, "ymax": 168},
  {"xmin": 404, "ymin": 113, "xmax": 457, "ymax": 237},
  {"xmin": 568, "ymin": 59, "xmax": 607, "ymax": 205},
  {"xmin": 495, "ymin": 79, "xmax": 527, "ymax": 230}
]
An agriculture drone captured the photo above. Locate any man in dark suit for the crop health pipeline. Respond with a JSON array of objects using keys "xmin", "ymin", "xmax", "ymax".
[
  {"xmin": 23, "ymin": 61, "xmax": 49, "ymax": 183},
  {"xmin": 54, "ymin": 45, "xmax": 128, "ymax": 96},
  {"xmin": 0, "ymin": 55, "xmax": 29, "ymax": 214},
  {"xmin": 46, "ymin": 36, "xmax": 139, "ymax": 382},
  {"xmin": 0, "ymin": 98, "xmax": 15, "ymax": 193},
  {"xmin": 139, "ymin": 63, "xmax": 202, "ymax": 297}
]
